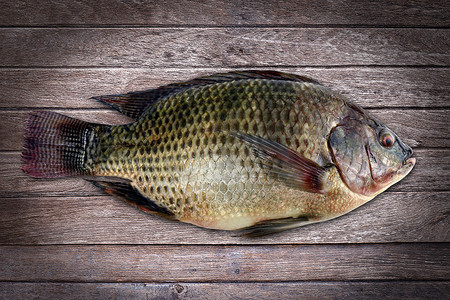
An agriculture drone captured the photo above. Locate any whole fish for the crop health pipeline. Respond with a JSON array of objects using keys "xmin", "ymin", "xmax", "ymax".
[{"xmin": 22, "ymin": 71, "xmax": 415, "ymax": 236}]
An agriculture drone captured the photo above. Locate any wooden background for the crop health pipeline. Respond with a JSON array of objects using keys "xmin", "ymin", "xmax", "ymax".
[{"xmin": 0, "ymin": 0, "xmax": 449, "ymax": 299}]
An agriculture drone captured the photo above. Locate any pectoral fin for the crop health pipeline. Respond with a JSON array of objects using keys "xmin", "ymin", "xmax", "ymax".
[
  {"xmin": 231, "ymin": 132, "xmax": 330, "ymax": 194},
  {"xmin": 87, "ymin": 179, "xmax": 175, "ymax": 220},
  {"xmin": 238, "ymin": 216, "xmax": 311, "ymax": 237}
]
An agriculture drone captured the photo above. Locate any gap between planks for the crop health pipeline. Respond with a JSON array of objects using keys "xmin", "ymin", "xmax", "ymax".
[
  {"xmin": 0, "ymin": 65, "xmax": 449, "ymax": 68},
  {"xmin": 1, "ymin": 25, "xmax": 450, "ymax": 29}
]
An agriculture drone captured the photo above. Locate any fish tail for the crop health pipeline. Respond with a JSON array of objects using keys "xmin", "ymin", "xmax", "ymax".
[{"xmin": 22, "ymin": 111, "xmax": 100, "ymax": 178}]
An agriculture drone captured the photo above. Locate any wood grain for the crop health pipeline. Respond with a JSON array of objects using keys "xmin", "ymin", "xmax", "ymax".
[
  {"xmin": 1, "ymin": 244, "xmax": 448, "ymax": 282},
  {"xmin": 1, "ymin": 68, "xmax": 448, "ymax": 109},
  {"xmin": 1, "ymin": 0, "xmax": 448, "ymax": 294},
  {"xmin": 0, "ymin": 191, "xmax": 448, "ymax": 245},
  {"xmin": 1, "ymin": 282, "xmax": 448, "ymax": 300},
  {"xmin": 0, "ymin": 0, "xmax": 448, "ymax": 26},
  {"xmin": 1, "ymin": 149, "xmax": 448, "ymax": 197},
  {"xmin": 1, "ymin": 28, "xmax": 449, "ymax": 67},
  {"xmin": 1, "ymin": 108, "xmax": 448, "ymax": 151}
]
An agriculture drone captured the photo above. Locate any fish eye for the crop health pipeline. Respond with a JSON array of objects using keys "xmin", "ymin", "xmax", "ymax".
[{"xmin": 379, "ymin": 130, "xmax": 395, "ymax": 148}]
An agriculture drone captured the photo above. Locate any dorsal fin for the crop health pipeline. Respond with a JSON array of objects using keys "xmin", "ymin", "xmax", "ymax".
[
  {"xmin": 91, "ymin": 71, "xmax": 321, "ymax": 120},
  {"xmin": 91, "ymin": 91, "xmax": 163, "ymax": 120}
]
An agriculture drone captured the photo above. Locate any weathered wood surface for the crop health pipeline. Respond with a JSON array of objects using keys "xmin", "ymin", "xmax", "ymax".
[
  {"xmin": 2, "ymin": 149, "xmax": 449, "ymax": 197},
  {"xmin": 0, "ymin": 192, "xmax": 448, "ymax": 245},
  {"xmin": 1, "ymin": 109, "xmax": 448, "ymax": 150},
  {"xmin": 1, "ymin": 244, "xmax": 448, "ymax": 281},
  {"xmin": 1, "ymin": 68, "xmax": 449, "ymax": 109},
  {"xmin": 0, "ymin": 0, "xmax": 448, "ymax": 26},
  {"xmin": 1, "ymin": 282, "xmax": 449, "ymax": 300},
  {"xmin": 1, "ymin": 29, "xmax": 449, "ymax": 67},
  {"xmin": 0, "ymin": 0, "xmax": 448, "ymax": 297}
]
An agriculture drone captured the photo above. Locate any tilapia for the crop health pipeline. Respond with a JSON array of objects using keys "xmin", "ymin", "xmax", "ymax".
[{"xmin": 22, "ymin": 71, "xmax": 415, "ymax": 236}]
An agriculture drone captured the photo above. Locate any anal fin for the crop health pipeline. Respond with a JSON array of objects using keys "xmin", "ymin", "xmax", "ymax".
[
  {"xmin": 237, "ymin": 216, "xmax": 310, "ymax": 237},
  {"xmin": 87, "ymin": 179, "xmax": 175, "ymax": 220}
]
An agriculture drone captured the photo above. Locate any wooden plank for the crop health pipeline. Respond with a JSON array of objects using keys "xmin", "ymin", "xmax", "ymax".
[
  {"xmin": 1, "ymin": 68, "xmax": 449, "ymax": 109},
  {"xmin": 0, "ymin": 28, "xmax": 449, "ymax": 67},
  {"xmin": 1, "ymin": 282, "xmax": 449, "ymax": 300},
  {"xmin": 1, "ymin": 148, "xmax": 448, "ymax": 197},
  {"xmin": 1, "ymin": 244, "xmax": 448, "ymax": 281},
  {"xmin": 1, "ymin": 109, "xmax": 448, "ymax": 151},
  {"xmin": 0, "ymin": 191, "xmax": 448, "ymax": 245},
  {"xmin": 0, "ymin": 0, "xmax": 448, "ymax": 26}
]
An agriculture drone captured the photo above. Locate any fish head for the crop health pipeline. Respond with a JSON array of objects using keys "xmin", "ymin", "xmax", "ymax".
[
  {"xmin": 365, "ymin": 122, "xmax": 416, "ymax": 195},
  {"xmin": 329, "ymin": 113, "xmax": 415, "ymax": 198}
]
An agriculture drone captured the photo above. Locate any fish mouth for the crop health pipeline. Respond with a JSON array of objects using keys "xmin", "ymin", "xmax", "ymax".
[
  {"xmin": 364, "ymin": 145, "xmax": 415, "ymax": 196},
  {"xmin": 403, "ymin": 157, "xmax": 416, "ymax": 166},
  {"xmin": 366, "ymin": 156, "xmax": 416, "ymax": 198},
  {"xmin": 400, "ymin": 157, "xmax": 416, "ymax": 173},
  {"xmin": 392, "ymin": 157, "xmax": 415, "ymax": 186}
]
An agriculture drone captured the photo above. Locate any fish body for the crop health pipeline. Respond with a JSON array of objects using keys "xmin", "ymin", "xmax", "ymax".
[{"xmin": 22, "ymin": 71, "xmax": 415, "ymax": 236}]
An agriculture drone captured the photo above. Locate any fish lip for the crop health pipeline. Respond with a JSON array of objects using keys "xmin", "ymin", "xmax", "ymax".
[
  {"xmin": 403, "ymin": 157, "xmax": 416, "ymax": 167},
  {"xmin": 399, "ymin": 157, "xmax": 416, "ymax": 178}
]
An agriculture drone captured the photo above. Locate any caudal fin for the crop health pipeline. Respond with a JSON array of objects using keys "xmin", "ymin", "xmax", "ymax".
[{"xmin": 22, "ymin": 111, "xmax": 98, "ymax": 178}]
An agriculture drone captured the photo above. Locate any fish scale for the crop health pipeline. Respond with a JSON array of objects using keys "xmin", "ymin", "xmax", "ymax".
[
  {"xmin": 22, "ymin": 71, "xmax": 415, "ymax": 236},
  {"xmin": 91, "ymin": 79, "xmax": 347, "ymax": 228}
]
